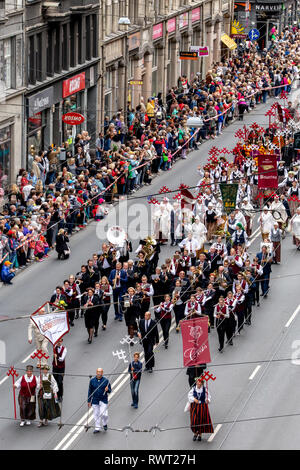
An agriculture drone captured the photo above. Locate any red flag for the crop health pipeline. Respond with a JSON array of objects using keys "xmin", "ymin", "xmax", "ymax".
[
  {"xmin": 181, "ymin": 317, "xmax": 211, "ymax": 366},
  {"xmin": 258, "ymin": 154, "xmax": 278, "ymax": 189}
]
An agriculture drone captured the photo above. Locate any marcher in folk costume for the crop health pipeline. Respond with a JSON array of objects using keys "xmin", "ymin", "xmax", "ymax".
[
  {"xmin": 191, "ymin": 216, "xmax": 207, "ymax": 252},
  {"xmin": 14, "ymin": 365, "xmax": 37, "ymax": 426},
  {"xmin": 184, "ymin": 295, "xmax": 202, "ymax": 317},
  {"xmin": 155, "ymin": 294, "xmax": 173, "ymax": 349},
  {"xmin": 270, "ymin": 222, "xmax": 282, "ymax": 264},
  {"xmin": 36, "ymin": 364, "xmax": 60, "ymax": 427},
  {"xmin": 270, "ymin": 195, "xmax": 288, "ymax": 229},
  {"xmin": 205, "ymin": 202, "xmax": 218, "ymax": 243},
  {"xmin": 259, "ymin": 207, "xmax": 274, "ymax": 240},
  {"xmin": 290, "ymin": 207, "xmax": 300, "ymax": 249},
  {"xmin": 28, "ymin": 308, "xmax": 49, "ymax": 367},
  {"xmin": 188, "ymin": 378, "xmax": 214, "ymax": 441},
  {"xmin": 179, "ymin": 233, "xmax": 200, "ymax": 265},
  {"xmin": 52, "ymin": 338, "xmax": 67, "ymax": 402},
  {"xmin": 240, "ymin": 198, "xmax": 254, "ymax": 237},
  {"xmin": 231, "ymin": 223, "xmax": 248, "ymax": 250},
  {"xmin": 153, "ymin": 201, "xmax": 171, "ymax": 243},
  {"xmin": 88, "ymin": 368, "xmax": 111, "ymax": 433}
]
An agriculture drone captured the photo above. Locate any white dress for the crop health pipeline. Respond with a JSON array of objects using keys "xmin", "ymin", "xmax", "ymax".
[
  {"xmin": 259, "ymin": 212, "xmax": 274, "ymax": 234},
  {"xmin": 191, "ymin": 221, "xmax": 207, "ymax": 248}
]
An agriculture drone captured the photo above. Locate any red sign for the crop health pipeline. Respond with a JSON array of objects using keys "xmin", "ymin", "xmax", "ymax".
[
  {"xmin": 153, "ymin": 23, "xmax": 163, "ymax": 40},
  {"xmin": 181, "ymin": 317, "xmax": 211, "ymax": 367},
  {"xmin": 192, "ymin": 7, "xmax": 200, "ymax": 22},
  {"xmin": 63, "ymin": 72, "xmax": 85, "ymax": 98},
  {"xmin": 258, "ymin": 154, "xmax": 278, "ymax": 189},
  {"xmin": 167, "ymin": 17, "xmax": 176, "ymax": 33},
  {"xmin": 62, "ymin": 112, "xmax": 85, "ymax": 125}
]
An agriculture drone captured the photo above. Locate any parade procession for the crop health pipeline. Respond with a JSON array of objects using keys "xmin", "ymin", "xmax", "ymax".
[{"xmin": 1, "ymin": 0, "xmax": 300, "ymax": 456}]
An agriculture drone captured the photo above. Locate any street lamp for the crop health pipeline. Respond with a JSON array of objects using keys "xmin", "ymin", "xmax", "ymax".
[{"xmin": 118, "ymin": 17, "xmax": 131, "ymax": 125}]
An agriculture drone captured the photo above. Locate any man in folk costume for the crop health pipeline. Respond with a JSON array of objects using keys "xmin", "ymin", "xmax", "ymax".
[
  {"xmin": 240, "ymin": 198, "xmax": 254, "ymax": 237},
  {"xmin": 52, "ymin": 338, "xmax": 67, "ymax": 402},
  {"xmin": 233, "ymin": 284, "xmax": 246, "ymax": 334},
  {"xmin": 226, "ymin": 247, "xmax": 243, "ymax": 279},
  {"xmin": 211, "ymin": 235, "xmax": 227, "ymax": 266},
  {"xmin": 205, "ymin": 202, "xmax": 218, "ymax": 243},
  {"xmin": 155, "ymin": 294, "xmax": 173, "ymax": 349},
  {"xmin": 153, "ymin": 200, "xmax": 171, "ymax": 244},
  {"xmin": 188, "ymin": 378, "xmax": 213, "ymax": 442},
  {"xmin": 170, "ymin": 201, "xmax": 182, "ymax": 246},
  {"xmin": 270, "ymin": 195, "xmax": 288, "ymax": 230},
  {"xmin": 214, "ymin": 296, "xmax": 231, "ymax": 351},
  {"xmin": 184, "ymin": 294, "xmax": 202, "ymax": 317},
  {"xmin": 270, "ymin": 222, "xmax": 282, "ymax": 264},
  {"xmin": 14, "ymin": 365, "xmax": 37, "ymax": 427},
  {"xmin": 179, "ymin": 232, "xmax": 200, "ymax": 266},
  {"xmin": 259, "ymin": 206, "xmax": 274, "ymax": 240},
  {"xmin": 28, "ymin": 308, "xmax": 49, "ymax": 367},
  {"xmin": 191, "ymin": 216, "xmax": 207, "ymax": 253},
  {"xmin": 290, "ymin": 207, "xmax": 300, "ymax": 250},
  {"xmin": 36, "ymin": 364, "xmax": 60, "ymax": 427},
  {"xmin": 88, "ymin": 368, "xmax": 111, "ymax": 433}
]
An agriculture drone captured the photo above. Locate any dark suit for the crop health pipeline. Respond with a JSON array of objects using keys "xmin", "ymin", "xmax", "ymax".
[
  {"xmin": 256, "ymin": 252, "xmax": 272, "ymax": 295},
  {"xmin": 109, "ymin": 269, "xmax": 128, "ymax": 319},
  {"xmin": 138, "ymin": 318, "xmax": 159, "ymax": 370}
]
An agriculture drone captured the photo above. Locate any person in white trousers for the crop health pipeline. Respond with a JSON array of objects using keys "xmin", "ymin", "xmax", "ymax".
[{"xmin": 87, "ymin": 368, "xmax": 112, "ymax": 433}]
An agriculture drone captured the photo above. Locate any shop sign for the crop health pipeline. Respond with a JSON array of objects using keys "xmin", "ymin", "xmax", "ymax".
[
  {"xmin": 129, "ymin": 80, "xmax": 143, "ymax": 85},
  {"xmin": 190, "ymin": 45, "xmax": 209, "ymax": 57},
  {"xmin": 255, "ymin": 3, "xmax": 282, "ymax": 12},
  {"xmin": 221, "ymin": 33, "xmax": 237, "ymax": 50},
  {"xmin": 167, "ymin": 17, "xmax": 176, "ymax": 33},
  {"xmin": 153, "ymin": 23, "xmax": 163, "ymax": 40},
  {"xmin": 179, "ymin": 51, "xmax": 198, "ymax": 60},
  {"xmin": 62, "ymin": 72, "xmax": 85, "ymax": 99},
  {"xmin": 28, "ymin": 87, "xmax": 54, "ymax": 117},
  {"xmin": 192, "ymin": 7, "xmax": 200, "ymax": 23},
  {"xmin": 179, "ymin": 12, "xmax": 188, "ymax": 29},
  {"xmin": 62, "ymin": 112, "xmax": 85, "ymax": 126}
]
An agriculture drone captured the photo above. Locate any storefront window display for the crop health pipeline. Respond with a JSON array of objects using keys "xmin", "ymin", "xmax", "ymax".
[
  {"xmin": 62, "ymin": 92, "xmax": 83, "ymax": 142},
  {"xmin": 27, "ymin": 111, "xmax": 46, "ymax": 160},
  {"xmin": 0, "ymin": 124, "xmax": 12, "ymax": 190}
]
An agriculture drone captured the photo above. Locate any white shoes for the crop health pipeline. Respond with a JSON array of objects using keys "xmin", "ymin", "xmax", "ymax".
[
  {"xmin": 25, "ymin": 421, "xmax": 31, "ymax": 426},
  {"xmin": 20, "ymin": 421, "xmax": 25, "ymax": 427}
]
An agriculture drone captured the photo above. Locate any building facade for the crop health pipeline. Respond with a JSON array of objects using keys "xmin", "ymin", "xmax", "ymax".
[
  {"xmin": 24, "ymin": 0, "xmax": 100, "ymax": 167},
  {"xmin": 99, "ymin": 0, "xmax": 233, "ymax": 122},
  {"xmin": 0, "ymin": 0, "xmax": 25, "ymax": 191}
]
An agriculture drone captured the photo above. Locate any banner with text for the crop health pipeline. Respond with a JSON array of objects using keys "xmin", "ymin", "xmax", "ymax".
[
  {"xmin": 31, "ymin": 311, "xmax": 69, "ymax": 345},
  {"xmin": 181, "ymin": 317, "xmax": 211, "ymax": 367},
  {"xmin": 220, "ymin": 183, "xmax": 238, "ymax": 214},
  {"xmin": 258, "ymin": 154, "xmax": 278, "ymax": 189}
]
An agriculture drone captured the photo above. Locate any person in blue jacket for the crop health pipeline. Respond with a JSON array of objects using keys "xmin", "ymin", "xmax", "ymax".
[
  {"xmin": 1, "ymin": 260, "xmax": 15, "ymax": 285},
  {"xmin": 88, "ymin": 368, "xmax": 111, "ymax": 433}
]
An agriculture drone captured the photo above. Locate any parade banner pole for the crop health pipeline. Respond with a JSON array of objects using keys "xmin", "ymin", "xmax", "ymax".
[{"xmin": 7, "ymin": 366, "xmax": 19, "ymax": 420}]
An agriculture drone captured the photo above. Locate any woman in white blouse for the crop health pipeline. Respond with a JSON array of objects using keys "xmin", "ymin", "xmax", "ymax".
[{"xmin": 188, "ymin": 378, "xmax": 214, "ymax": 441}]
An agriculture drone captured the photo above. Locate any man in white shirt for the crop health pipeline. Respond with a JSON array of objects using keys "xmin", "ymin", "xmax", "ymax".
[{"xmin": 179, "ymin": 232, "xmax": 200, "ymax": 265}]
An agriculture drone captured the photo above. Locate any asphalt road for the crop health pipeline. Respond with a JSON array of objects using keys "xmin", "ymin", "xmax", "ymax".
[{"xmin": 0, "ymin": 93, "xmax": 299, "ymax": 451}]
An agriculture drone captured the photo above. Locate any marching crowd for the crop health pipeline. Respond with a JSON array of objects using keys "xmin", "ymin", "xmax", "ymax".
[{"xmin": 9, "ymin": 25, "xmax": 300, "ymax": 441}]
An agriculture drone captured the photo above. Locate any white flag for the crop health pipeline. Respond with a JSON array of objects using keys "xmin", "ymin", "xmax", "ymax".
[{"xmin": 31, "ymin": 311, "xmax": 69, "ymax": 345}]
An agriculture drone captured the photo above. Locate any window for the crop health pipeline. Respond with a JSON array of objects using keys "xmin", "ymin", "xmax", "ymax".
[
  {"xmin": 5, "ymin": 0, "xmax": 23, "ymax": 11},
  {"xmin": 36, "ymin": 33, "xmax": 42, "ymax": 81},
  {"xmin": 0, "ymin": 124, "xmax": 12, "ymax": 190},
  {"xmin": 0, "ymin": 38, "xmax": 12, "ymax": 90},
  {"xmin": 46, "ymin": 30, "xmax": 53, "ymax": 77},
  {"xmin": 92, "ymin": 15, "xmax": 97, "ymax": 57},
  {"xmin": 16, "ymin": 35, "xmax": 22, "ymax": 88},
  {"xmin": 70, "ymin": 21, "xmax": 75, "ymax": 67},
  {"xmin": 78, "ymin": 19, "xmax": 82, "ymax": 64},
  {"xmin": 86, "ymin": 16, "xmax": 91, "ymax": 61},
  {"xmin": 54, "ymin": 26, "xmax": 60, "ymax": 74},
  {"xmin": 62, "ymin": 24, "xmax": 68, "ymax": 70}
]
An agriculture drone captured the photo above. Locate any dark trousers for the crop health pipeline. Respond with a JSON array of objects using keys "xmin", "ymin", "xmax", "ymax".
[
  {"xmin": 142, "ymin": 339, "xmax": 155, "ymax": 369},
  {"xmin": 245, "ymin": 293, "xmax": 253, "ymax": 323},
  {"xmin": 112, "ymin": 288, "xmax": 124, "ymax": 317},
  {"xmin": 160, "ymin": 318, "xmax": 171, "ymax": 346},
  {"xmin": 253, "ymin": 284, "xmax": 260, "ymax": 305},
  {"xmin": 216, "ymin": 319, "xmax": 231, "ymax": 349},
  {"xmin": 101, "ymin": 303, "xmax": 110, "ymax": 326},
  {"xmin": 236, "ymin": 306, "xmax": 245, "ymax": 332},
  {"xmin": 174, "ymin": 304, "xmax": 185, "ymax": 326},
  {"xmin": 261, "ymin": 274, "xmax": 270, "ymax": 295},
  {"xmin": 53, "ymin": 366, "xmax": 64, "ymax": 400}
]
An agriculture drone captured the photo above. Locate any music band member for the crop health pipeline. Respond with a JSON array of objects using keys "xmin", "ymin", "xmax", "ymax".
[
  {"xmin": 155, "ymin": 294, "xmax": 173, "ymax": 349},
  {"xmin": 214, "ymin": 296, "xmax": 231, "ymax": 352},
  {"xmin": 138, "ymin": 311, "xmax": 159, "ymax": 373}
]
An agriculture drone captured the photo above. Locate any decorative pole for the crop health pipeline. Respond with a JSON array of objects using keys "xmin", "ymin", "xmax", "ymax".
[{"xmin": 7, "ymin": 366, "xmax": 19, "ymax": 419}]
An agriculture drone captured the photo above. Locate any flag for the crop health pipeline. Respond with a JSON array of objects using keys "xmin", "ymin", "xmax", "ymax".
[
  {"xmin": 258, "ymin": 154, "xmax": 278, "ymax": 189},
  {"xmin": 220, "ymin": 183, "xmax": 238, "ymax": 214},
  {"xmin": 181, "ymin": 317, "xmax": 211, "ymax": 367},
  {"xmin": 31, "ymin": 311, "xmax": 70, "ymax": 345}
]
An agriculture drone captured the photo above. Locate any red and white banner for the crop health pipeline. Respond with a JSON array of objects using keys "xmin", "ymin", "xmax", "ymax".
[
  {"xmin": 63, "ymin": 72, "xmax": 85, "ymax": 98},
  {"xmin": 62, "ymin": 112, "xmax": 85, "ymax": 125},
  {"xmin": 258, "ymin": 154, "xmax": 278, "ymax": 189},
  {"xmin": 167, "ymin": 17, "xmax": 176, "ymax": 33},
  {"xmin": 181, "ymin": 317, "xmax": 211, "ymax": 367},
  {"xmin": 192, "ymin": 7, "xmax": 200, "ymax": 23},
  {"xmin": 153, "ymin": 23, "xmax": 163, "ymax": 40},
  {"xmin": 31, "ymin": 311, "xmax": 69, "ymax": 345}
]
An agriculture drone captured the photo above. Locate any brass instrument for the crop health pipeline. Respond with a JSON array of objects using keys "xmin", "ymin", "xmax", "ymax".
[{"xmin": 113, "ymin": 270, "xmax": 120, "ymax": 289}]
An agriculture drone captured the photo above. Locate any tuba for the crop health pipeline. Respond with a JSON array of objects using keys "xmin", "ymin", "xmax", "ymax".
[{"xmin": 107, "ymin": 226, "xmax": 127, "ymax": 247}]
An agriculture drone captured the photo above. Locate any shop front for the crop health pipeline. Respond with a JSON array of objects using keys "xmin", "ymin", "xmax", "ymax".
[{"xmin": 62, "ymin": 72, "xmax": 86, "ymax": 144}]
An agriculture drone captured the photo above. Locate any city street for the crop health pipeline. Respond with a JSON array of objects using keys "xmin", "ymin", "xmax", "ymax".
[{"xmin": 1, "ymin": 94, "xmax": 299, "ymax": 450}]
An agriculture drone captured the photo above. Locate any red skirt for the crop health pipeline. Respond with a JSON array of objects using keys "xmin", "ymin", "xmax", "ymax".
[{"xmin": 190, "ymin": 402, "xmax": 214, "ymax": 434}]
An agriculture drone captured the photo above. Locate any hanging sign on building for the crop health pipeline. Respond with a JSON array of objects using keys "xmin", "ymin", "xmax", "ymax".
[
  {"xmin": 153, "ymin": 23, "xmax": 163, "ymax": 40},
  {"xmin": 191, "ymin": 7, "xmax": 200, "ymax": 23},
  {"xmin": 62, "ymin": 112, "xmax": 85, "ymax": 126},
  {"xmin": 179, "ymin": 12, "xmax": 188, "ymax": 29},
  {"xmin": 28, "ymin": 87, "xmax": 54, "ymax": 117},
  {"xmin": 179, "ymin": 51, "xmax": 198, "ymax": 60},
  {"xmin": 221, "ymin": 33, "xmax": 238, "ymax": 50},
  {"xmin": 62, "ymin": 72, "xmax": 86, "ymax": 99},
  {"xmin": 231, "ymin": 20, "xmax": 247, "ymax": 38},
  {"xmin": 167, "ymin": 17, "xmax": 176, "ymax": 33},
  {"xmin": 190, "ymin": 46, "xmax": 209, "ymax": 57}
]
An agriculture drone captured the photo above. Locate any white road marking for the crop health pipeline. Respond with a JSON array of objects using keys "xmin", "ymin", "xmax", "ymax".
[
  {"xmin": 285, "ymin": 304, "xmax": 300, "ymax": 328},
  {"xmin": 22, "ymin": 350, "xmax": 36, "ymax": 363},
  {"xmin": 0, "ymin": 375, "xmax": 9, "ymax": 386},
  {"xmin": 208, "ymin": 424, "xmax": 222, "ymax": 442},
  {"xmin": 55, "ymin": 322, "xmax": 175, "ymax": 450},
  {"xmin": 249, "ymin": 365, "xmax": 261, "ymax": 380}
]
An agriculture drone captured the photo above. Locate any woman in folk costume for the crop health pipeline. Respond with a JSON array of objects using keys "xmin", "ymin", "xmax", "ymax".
[
  {"xmin": 205, "ymin": 202, "xmax": 218, "ymax": 243},
  {"xmin": 36, "ymin": 364, "xmax": 60, "ymax": 427},
  {"xmin": 259, "ymin": 206, "xmax": 274, "ymax": 240},
  {"xmin": 191, "ymin": 216, "xmax": 207, "ymax": 252},
  {"xmin": 270, "ymin": 194, "xmax": 288, "ymax": 230},
  {"xmin": 286, "ymin": 180, "xmax": 300, "ymax": 217},
  {"xmin": 188, "ymin": 378, "xmax": 214, "ymax": 441},
  {"xmin": 14, "ymin": 365, "xmax": 37, "ymax": 427},
  {"xmin": 290, "ymin": 207, "xmax": 300, "ymax": 250}
]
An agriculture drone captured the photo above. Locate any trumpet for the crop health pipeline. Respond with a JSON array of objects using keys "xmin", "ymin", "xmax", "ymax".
[{"xmin": 113, "ymin": 271, "xmax": 120, "ymax": 289}]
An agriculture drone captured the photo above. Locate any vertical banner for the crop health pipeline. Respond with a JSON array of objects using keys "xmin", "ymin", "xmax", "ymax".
[
  {"xmin": 181, "ymin": 317, "xmax": 211, "ymax": 367},
  {"xmin": 258, "ymin": 154, "xmax": 278, "ymax": 189},
  {"xmin": 220, "ymin": 183, "xmax": 238, "ymax": 214}
]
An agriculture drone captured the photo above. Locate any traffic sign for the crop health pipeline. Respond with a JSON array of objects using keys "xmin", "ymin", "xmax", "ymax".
[{"xmin": 248, "ymin": 28, "xmax": 260, "ymax": 41}]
